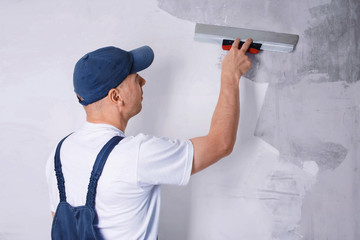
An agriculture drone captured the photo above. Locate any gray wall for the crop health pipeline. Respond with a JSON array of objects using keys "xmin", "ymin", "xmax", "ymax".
[
  {"xmin": 158, "ymin": 0, "xmax": 360, "ymax": 239},
  {"xmin": 0, "ymin": 0, "xmax": 358, "ymax": 239}
]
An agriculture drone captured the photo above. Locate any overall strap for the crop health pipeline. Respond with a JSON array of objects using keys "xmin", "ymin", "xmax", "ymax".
[
  {"xmin": 54, "ymin": 133, "xmax": 73, "ymax": 202},
  {"xmin": 86, "ymin": 135, "xmax": 124, "ymax": 210}
]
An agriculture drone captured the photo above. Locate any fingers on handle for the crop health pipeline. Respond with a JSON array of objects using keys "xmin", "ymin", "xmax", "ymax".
[
  {"xmin": 231, "ymin": 38, "xmax": 241, "ymax": 50},
  {"xmin": 240, "ymin": 38, "xmax": 253, "ymax": 53}
]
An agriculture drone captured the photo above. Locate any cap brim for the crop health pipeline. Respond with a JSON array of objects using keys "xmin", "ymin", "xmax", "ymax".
[{"xmin": 129, "ymin": 46, "xmax": 154, "ymax": 74}]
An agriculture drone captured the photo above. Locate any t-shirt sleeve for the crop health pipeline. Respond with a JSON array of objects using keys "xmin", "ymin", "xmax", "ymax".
[{"xmin": 136, "ymin": 134, "xmax": 194, "ymax": 186}]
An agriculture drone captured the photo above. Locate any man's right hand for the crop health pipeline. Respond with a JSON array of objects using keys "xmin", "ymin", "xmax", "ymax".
[{"xmin": 221, "ymin": 38, "xmax": 252, "ymax": 82}]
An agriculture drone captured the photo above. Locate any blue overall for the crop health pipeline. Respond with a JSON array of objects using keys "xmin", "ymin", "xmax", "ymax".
[{"xmin": 51, "ymin": 135, "xmax": 124, "ymax": 240}]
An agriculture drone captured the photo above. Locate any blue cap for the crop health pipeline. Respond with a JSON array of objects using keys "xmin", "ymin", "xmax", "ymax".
[{"xmin": 73, "ymin": 46, "xmax": 154, "ymax": 105}]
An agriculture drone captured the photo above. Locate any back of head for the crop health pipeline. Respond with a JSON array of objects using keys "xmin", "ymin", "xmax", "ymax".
[{"xmin": 73, "ymin": 46, "xmax": 154, "ymax": 106}]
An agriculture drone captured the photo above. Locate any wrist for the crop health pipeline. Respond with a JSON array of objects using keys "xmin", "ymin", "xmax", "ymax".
[{"xmin": 221, "ymin": 71, "xmax": 241, "ymax": 84}]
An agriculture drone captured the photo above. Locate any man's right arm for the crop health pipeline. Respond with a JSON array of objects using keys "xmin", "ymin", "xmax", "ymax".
[{"xmin": 190, "ymin": 38, "xmax": 252, "ymax": 175}]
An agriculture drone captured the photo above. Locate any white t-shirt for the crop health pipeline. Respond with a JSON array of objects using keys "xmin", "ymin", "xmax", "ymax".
[{"xmin": 46, "ymin": 122, "xmax": 193, "ymax": 239}]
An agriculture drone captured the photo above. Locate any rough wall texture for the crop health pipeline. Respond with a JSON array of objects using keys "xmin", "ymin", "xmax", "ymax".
[{"xmin": 158, "ymin": 0, "xmax": 360, "ymax": 239}]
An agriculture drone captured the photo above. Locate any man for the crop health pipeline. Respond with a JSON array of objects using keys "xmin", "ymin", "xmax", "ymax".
[{"xmin": 46, "ymin": 38, "xmax": 252, "ymax": 239}]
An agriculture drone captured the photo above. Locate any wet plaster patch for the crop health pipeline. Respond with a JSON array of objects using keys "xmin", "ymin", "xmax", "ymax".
[
  {"xmin": 157, "ymin": 0, "xmax": 312, "ymax": 33},
  {"xmin": 290, "ymin": 140, "xmax": 347, "ymax": 171},
  {"xmin": 300, "ymin": 0, "xmax": 360, "ymax": 83},
  {"xmin": 255, "ymin": 80, "xmax": 356, "ymax": 171}
]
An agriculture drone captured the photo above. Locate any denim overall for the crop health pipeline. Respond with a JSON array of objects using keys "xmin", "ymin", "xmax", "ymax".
[{"xmin": 51, "ymin": 135, "xmax": 124, "ymax": 240}]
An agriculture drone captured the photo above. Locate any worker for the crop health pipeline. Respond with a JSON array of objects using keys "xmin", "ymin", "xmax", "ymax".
[{"xmin": 46, "ymin": 38, "xmax": 252, "ymax": 239}]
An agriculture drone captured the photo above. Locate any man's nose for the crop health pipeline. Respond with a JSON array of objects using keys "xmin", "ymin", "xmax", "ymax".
[{"xmin": 140, "ymin": 77, "xmax": 146, "ymax": 87}]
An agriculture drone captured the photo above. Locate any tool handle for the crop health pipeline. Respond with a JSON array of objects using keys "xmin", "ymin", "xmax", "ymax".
[{"xmin": 222, "ymin": 39, "xmax": 262, "ymax": 54}]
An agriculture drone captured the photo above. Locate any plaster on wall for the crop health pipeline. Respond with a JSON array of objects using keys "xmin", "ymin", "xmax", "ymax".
[
  {"xmin": 301, "ymin": 0, "xmax": 360, "ymax": 84},
  {"xmin": 157, "ymin": 0, "xmax": 359, "ymax": 239}
]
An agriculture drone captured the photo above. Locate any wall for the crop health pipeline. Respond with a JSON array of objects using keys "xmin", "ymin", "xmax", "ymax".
[
  {"xmin": 0, "ymin": 0, "xmax": 358, "ymax": 239},
  {"xmin": 157, "ymin": 0, "xmax": 360, "ymax": 239}
]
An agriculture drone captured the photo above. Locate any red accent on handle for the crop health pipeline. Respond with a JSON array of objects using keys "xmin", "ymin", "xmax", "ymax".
[
  {"xmin": 222, "ymin": 45, "xmax": 232, "ymax": 51},
  {"xmin": 248, "ymin": 48, "xmax": 260, "ymax": 54}
]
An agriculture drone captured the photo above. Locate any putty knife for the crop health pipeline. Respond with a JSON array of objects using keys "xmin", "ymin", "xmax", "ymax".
[{"xmin": 194, "ymin": 23, "xmax": 299, "ymax": 53}]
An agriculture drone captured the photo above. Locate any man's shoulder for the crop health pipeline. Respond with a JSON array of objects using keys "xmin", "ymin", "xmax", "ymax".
[
  {"xmin": 128, "ymin": 133, "xmax": 192, "ymax": 156},
  {"xmin": 129, "ymin": 133, "xmax": 185, "ymax": 145}
]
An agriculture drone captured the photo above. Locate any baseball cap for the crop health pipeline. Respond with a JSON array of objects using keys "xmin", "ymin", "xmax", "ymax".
[{"xmin": 73, "ymin": 45, "xmax": 154, "ymax": 105}]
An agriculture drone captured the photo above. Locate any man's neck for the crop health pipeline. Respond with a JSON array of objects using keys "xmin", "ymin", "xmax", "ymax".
[{"xmin": 86, "ymin": 116, "xmax": 128, "ymax": 133}]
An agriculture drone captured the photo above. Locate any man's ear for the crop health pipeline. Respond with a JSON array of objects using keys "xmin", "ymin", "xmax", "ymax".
[{"xmin": 108, "ymin": 88, "xmax": 124, "ymax": 105}]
